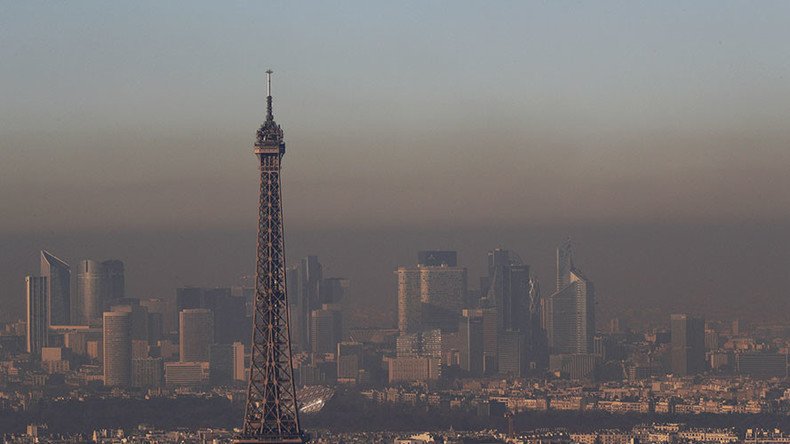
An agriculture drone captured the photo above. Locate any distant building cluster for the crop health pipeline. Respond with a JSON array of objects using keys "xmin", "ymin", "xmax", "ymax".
[{"xmin": 0, "ymin": 245, "xmax": 788, "ymax": 434}]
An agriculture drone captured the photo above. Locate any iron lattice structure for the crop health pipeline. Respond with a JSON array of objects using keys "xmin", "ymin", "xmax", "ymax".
[{"xmin": 239, "ymin": 71, "xmax": 306, "ymax": 444}]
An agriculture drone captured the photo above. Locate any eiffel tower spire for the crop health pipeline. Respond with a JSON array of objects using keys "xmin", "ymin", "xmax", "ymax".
[{"xmin": 237, "ymin": 70, "xmax": 306, "ymax": 444}]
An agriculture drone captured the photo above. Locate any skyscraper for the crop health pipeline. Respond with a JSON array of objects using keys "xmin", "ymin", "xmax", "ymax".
[
  {"xmin": 77, "ymin": 260, "xmax": 103, "ymax": 325},
  {"xmin": 671, "ymin": 314, "xmax": 706, "ymax": 376},
  {"xmin": 76, "ymin": 259, "xmax": 126, "ymax": 325},
  {"xmin": 179, "ymin": 308, "xmax": 214, "ymax": 362},
  {"xmin": 482, "ymin": 249, "xmax": 530, "ymax": 333},
  {"xmin": 101, "ymin": 259, "xmax": 125, "ymax": 307},
  {"xmin": 545, "ymin": 242, "xmax": 595, "ymax": 354},
  {"xmin": 103, "ymin": 311, "xmax": 132, "ymax": 386},
  {"xmin": 310, "ymin": 304, "xmax": 342, "ymax": 355},
  {"xmin": 209, "ymin": 343, "xmax": 235, "ymax": 386},
  {"xmin": 556, "ymin": 238, "xmax": 573, "ymax": 292},
  {"xmin": 25, "ymin": 276, "xmax": 48, "ymax": 355},
  {"xmin": 397, "ymin": 254, "xmax": 467, "ymax": 334},
  {"xmin": 397, "ymin": 267, "xmax": 422, "ymax": 334},
  {"xmin": 459, "ymin": 309, "xmax": 484, "ymax": 375},
  {"xmin": 40, "ymin": 251, "xmax": 70, "ymax": 326},
  {"xmin": 318, "ymin": 277, "xmax": 350, "ymax": 305}
]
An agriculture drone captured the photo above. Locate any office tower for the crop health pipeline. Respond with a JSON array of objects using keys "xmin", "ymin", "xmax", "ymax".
[
  {"xmin": 545, "ymin": 242, "xmax": 595, "ymax": 354},
  {"xmin": 396, "ymin": 333, "xmax": 421, "ymax": 357},
  {"xmin": 86, "ymin": 339, "xmax": 102, "ymax": 360},
  {"xmin": 397, "ymin": 258, "xmax": 468, "ymax": 334},
  {"xmin": 310, "ymin": 304, "xmax": 342, "ymax": 355},
  {"xmin": 176, "ymin": 287, "xmax": 204, "ymax": 312},
  {"xmin": 175, "ymin": 288, "xmax": 247, "ymax": 345},
  {"xmin": 498, "ymin": 330, "xmax": 525, "ymax": 377},
  {"xmin": 396, "ymin": 329, "xmax": 442, "ymax": 359},
  {"xmin": 318, "ymin": 277, "xmax": 349, "ymax": 305},
  {"xmin": 336, "ymin": 341, "xmax": 364, "ymax": 383},
  {"xmin": 165, "ymin": 361, "xmax": 209, "ymax": 386},
  {"xmin": 103, "ymin": 311, "xmax": 132, "ymax": 386},
  {"xmin": 147, "ymin": 311, "xmax": 164, "ymax": 346},
  {"xmin": 288, "ymin": 255, "xmax": 323, "ymax": 353},
  {"xmin": 140, "ymin": 298, "xmax": 176, "ymax": 338},
  {"xmin": 101, "ymin": 259, "xmax": 125, "ymax": 307},
  {"xmin": 233, "ymin": 341, "xmax": 246, "ymax": 381},
  {"xmin": 556, "ymin": 238, "xmax": 573, "ymax": 291},
  {"xmin": 459, "ymin": 309, "xmax": 484, "ymax": 375},
  {"xmin": 387, "ymin": 356, "xmax": 441, "ymax": 383},
  {"xmin": 179, "ymin": 308, "xmax": 214, "ymax": 362},
  {"xmin": 549, "ymin": 353, "xmax": 599, "ymax": 380},
  {"xmin": 132, "ymin": 357, "xmax": 163, "ymax": 388},
  {"xmin": 482, "ymin": 249, "xmax": 531, "ymax": 333},
  {"xmin": 397, "ymin": 267, "xmax": 422, "ymax": 334},
  {"xmin": 418, "ymin": 250, "xmax": 458, "ymax": 267},
  {"xmin": 527, "ymin": 277, "xmax": 548, "ymax": 371},
  {"xmin": 213, "ymin": 292, "xmax": 247, "ymax": 345},
  {"xmin": 420, "ymin": 265, "xmax": 468, "ymax": 331},
  {"xmin": 240, "ymin": 71, "xmax": 304, "ymax": 442},
  {"xmin": 77, "ymin": 260, "xmax": 103, "ymax": 325},
  {"xmin": 209, "ymin": 343, "xmax": 234, "ymax": 386},
  {"xmin": 40, "ymin": 251, "xmax": 70, "ymax": 326},
  {"xmin": 75, "ymin": 259, "xmax": 126, "ymax": 324},
  {"xmin": 25, "ymin": 276, "xmax": 48, "ymax": 355},
  {"xmin": 111, "ymin": 301, "xmax": 149, "ymax": 342},
  {"xmin": 671, "ymin": 314, "xmax": 706, "ymax": 376}
]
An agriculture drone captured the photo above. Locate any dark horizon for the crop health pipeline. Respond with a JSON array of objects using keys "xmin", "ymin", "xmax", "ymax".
[{"xmin": 3, "ymin": 220, "xmax": 788, "ymax": 328}]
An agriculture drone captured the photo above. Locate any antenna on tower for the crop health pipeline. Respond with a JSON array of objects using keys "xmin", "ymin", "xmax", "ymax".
[{"xmin": 265, "ymin": 69, "xmax": 274, "ymax": 121}]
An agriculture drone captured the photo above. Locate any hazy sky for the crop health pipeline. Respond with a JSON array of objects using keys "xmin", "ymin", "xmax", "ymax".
[{"xmin": 2, "ymin": 2, "xmax": 790, "ymax": 324}]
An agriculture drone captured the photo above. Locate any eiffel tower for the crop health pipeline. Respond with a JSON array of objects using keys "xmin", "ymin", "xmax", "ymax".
[{"xmin": 237, "ymin": 70, "xmax": 306, "ymax": 444}]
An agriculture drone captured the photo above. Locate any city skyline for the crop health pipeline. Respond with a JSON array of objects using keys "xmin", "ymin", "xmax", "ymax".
[
  {"xmin": 2, "ymin": 3, "xmax": 790, "ymax": 441},
  {"xmin": 3, "ymin": 3, "xmax": 790, "ymax": 328}
]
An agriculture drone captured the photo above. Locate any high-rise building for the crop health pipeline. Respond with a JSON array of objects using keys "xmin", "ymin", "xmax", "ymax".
[
  {"xmin": 318, "ymin": 277, "xmax": 349, "ymax": 305},
  {"xmin": 397, "ymin": 267, "xmax": 422, "ymax": 334},
  {"xmin": 165, "ymin": 361, "xmax": 209, "ymax": 386},
  {"xmin": 209, "ymin": 343, "xmax": 235, "ymax": 386},
  {"xmin": 482, "ymin": 249, "xmax": 531, "ymax": 332},
  {"xmin": 288, "ymin": 255, "xmax": 323, "ymax": 353},
  {"xmin": 101, "ymin": 259, "xmax": 125, "ymax": 307},
  {"xmin": 498, "ymin": 330, "xmax": 525, "ymax": 377},
  {"xmin": 175, "ymin": 287, "xmax": 247, "ymax": 345},
  {"xmin": 179, "ymin": 308, "xmax": 214, "ymax": 362},
  {"xmin": 387, "ymin": 356, "xmax": 441, "ymax": 383},
  {"xmin": 103, "ymin": 311, "xmax": 132, "ymax": 386},
  {"xmin": 397, "ymin": 258, "xmax": 467, "ymax": 334},
  {"xmin": 396, "ymin": 329, "xmax": 442, "ymax": 359},
  {"xmin": 110, "ymin": 301, "xmax": 149, "ymax": 342},
  {"xmin": 556, "ymin": 239, "xmax": 573, "ymax": 292},
  {"xmin": 459, "ymin": 309, "xmax": 484, "ymax": 375},
  {"xmin": 420, "ymin": 265, "xmax": 467, "ymax": 331},
  {"xmin": 132, "ymin": 357, "xmax": 163, "ymax": 388},
  {"xmin": 545, "ymin": 242, "xmax": 595, "ymax": 355},
  {"xmin": 336, "ymin": 341, "xmax": 364, "ymax": 383},
  {"xmin": 671, "ymin": 314, "xmax": 706, "ymax": 376},
  {"xmin": 40, "ymin": 251, "xmax": 70, "ymax": 326},
  {"xmin": 310, "ymin": 304, "xmax": 342, "ymax": 355},
  {"xmin": 77, "ymin": 260, "xmax": 103, "ymax": 325},
  {"xmin": 25, "ymin": 276, "xmax": 48, "ymax": 355},
  {"xmin": 76, "ymin": 259, "xmax": 125, "ymax": 325}
]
